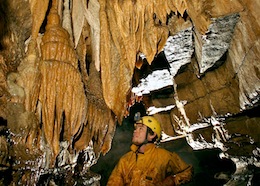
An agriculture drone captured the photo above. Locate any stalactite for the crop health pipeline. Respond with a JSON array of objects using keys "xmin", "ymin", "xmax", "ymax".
[
  {"xmin": 185, "ymin": 0, "xmax": 243, "ymax": 34},
  {"xmin": 16, "ymin": 53, "xmax": 41, "ymax": 113},
  {"xmin": 62, "ymin": 0, "xmax": 73, "ymax": 41},
  {"xmin": 28, "ymin": 0, "xmax": 49, "ymax": 54},
  {"xmin": 7, "ymin": 72, "xmax": 25, "ymax": 103},
  {"xmin": 73, "ymin": 58, "xmax": 116, "ymax": 157},
  {"xmin": 72, "ymin": 0, "xmax": 100, "ymax": 71},
  {"xmin": 5, "ymin": 0, "xmax": 245, "ymax": 166},
  {"xmin": 99, "ymin": 0, "xmax": 187, "ymax": 123},
  {"xmin": 39, "ymin": 2, "xmax": 87, "ymax": 165}
]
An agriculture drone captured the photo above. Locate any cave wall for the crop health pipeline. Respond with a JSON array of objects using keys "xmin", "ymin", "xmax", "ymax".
[
  {"xmin": 0, "ymin": 0, "xmax": 259, "ymax": 185},
  {"xmin": 156, "ymin": 0, "xmax": 260, "ymax": 144}
]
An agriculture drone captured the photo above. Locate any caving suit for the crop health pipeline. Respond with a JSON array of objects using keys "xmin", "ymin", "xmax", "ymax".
[{"xmin": 107, "ymin": 143, "xmax": 193, "ymax": 186}]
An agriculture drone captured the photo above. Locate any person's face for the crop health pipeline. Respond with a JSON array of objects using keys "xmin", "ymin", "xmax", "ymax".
[{"xmin": 132, "ymin": 123, "xmax": 147, "ymax": 145}]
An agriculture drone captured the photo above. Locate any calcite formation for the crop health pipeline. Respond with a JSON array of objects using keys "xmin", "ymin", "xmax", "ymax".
[{"xmin": 0, "ymin": 0, "xmax": 259, "ymax": 185}]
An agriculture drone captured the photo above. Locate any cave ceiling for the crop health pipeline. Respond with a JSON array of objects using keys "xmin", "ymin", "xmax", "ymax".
[{"xmin": 0, "ymin": 0, "xmax": 259, "ymax": 185}]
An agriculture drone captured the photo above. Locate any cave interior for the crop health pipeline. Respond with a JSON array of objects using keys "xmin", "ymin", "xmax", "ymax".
[{"xmin": 0, "ymin": 0, "xmax": 259, "ymax": 185}]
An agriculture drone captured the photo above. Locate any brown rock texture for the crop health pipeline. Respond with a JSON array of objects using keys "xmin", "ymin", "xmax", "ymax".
[{"xmin": 0, "ymin": 0, "xmax": 259, "ymax": 185}]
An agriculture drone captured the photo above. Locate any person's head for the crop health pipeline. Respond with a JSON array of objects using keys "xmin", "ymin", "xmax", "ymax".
[{"xmin": 132, "ymin": 116, "xmax": 161, "ymax": 146}]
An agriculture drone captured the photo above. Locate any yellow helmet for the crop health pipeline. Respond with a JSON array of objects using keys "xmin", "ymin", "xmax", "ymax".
[{"xmin": 137, "ymin": 116, "xmax": 161, "ymax": 139}]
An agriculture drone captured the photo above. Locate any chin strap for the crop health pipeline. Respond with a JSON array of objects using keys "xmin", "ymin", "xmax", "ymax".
[
  {"xmin": 135, "ymin": 130, "xmax": 148, "ymax": 160},
  {"xmin": 141, "ymin": 131, "xmax": 150, "ymax": 146},
  {"xmin": 135, "ymin": 140, "xmax": 155, "ymax": 161},
  {"xmin": 135, "ymin": 145, "xmax": 143, "ymax": 161},
  {"xmin": 141, "ymin": 129, "xmax": 156, "ymax": 146}
]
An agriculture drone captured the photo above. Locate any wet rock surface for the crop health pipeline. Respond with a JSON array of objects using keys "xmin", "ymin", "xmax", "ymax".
[{"xmin": 0, "ymin": 0, "xmax": 259, "ymax": 185}]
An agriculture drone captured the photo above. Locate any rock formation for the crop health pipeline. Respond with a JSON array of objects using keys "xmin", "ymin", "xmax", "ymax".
[{"xmin": 0, "ymin": 0, "xmax": 259, "ymax": 185}]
